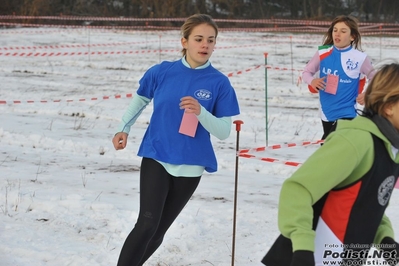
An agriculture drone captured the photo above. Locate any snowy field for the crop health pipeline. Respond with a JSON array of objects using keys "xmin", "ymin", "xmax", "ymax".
[{"xmin": 0, "ymin": 26, "xmax": 399, "ymax": 266}]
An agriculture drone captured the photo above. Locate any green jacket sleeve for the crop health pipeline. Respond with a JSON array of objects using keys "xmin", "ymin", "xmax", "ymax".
[
  {"xmin": 278, "ymin": 129, "xmax": 374, "ymax": 252},
  {"xmin": 374, "ymin": 214, "xmax": 395, "ymax": 244}
]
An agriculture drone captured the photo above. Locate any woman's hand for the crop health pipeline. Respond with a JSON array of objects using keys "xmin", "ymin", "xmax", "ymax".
[
  {"xmin": 380, "ymin": 237, "xmax": 399, "ymax": 265},
  {"xmin": 290, "ymin": 250, "xmax": 315, "ymax": 266},
  {"xmin": 179, "ymin": 96, "xmax": 201, "ymax": 115},
  {"xmin": 356, "ymin": 92, "xmax": 365, "ymax": 105},
  {"xmin": 112, "ymin": 132, "xmax": 128, "ymax": 150},
  {"xmin": 310, "ymin": 77, "xmax": 326, "ymax": 91}
]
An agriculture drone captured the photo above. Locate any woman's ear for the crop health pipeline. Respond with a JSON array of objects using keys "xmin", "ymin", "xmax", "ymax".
[
  {"xmin": 181, "ymin": 37, "xmax": 188, "ymax": 48},
  {"xmin": 384, "ymin": 103, "xmax": 394, "ymax": 117}
]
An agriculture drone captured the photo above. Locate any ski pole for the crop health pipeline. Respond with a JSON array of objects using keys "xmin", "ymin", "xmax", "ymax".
[{"xmin": 231, "ymin": 120, "xmax": 243, "ymax": 266}]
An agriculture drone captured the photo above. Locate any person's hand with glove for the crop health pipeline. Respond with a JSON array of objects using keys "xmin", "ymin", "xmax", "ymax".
[
  {"xmin": 290, "ymin": 250, "xmax": 315, "ymax": 266},
  {"xmin": 380, "ymin": 237, "xmax": 399, "ymax": 266}
]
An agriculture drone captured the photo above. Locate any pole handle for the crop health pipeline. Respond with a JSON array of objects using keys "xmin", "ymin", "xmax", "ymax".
[{"xmin": 233, "ymin": 120, "xmax": 244, "ymax": 132}]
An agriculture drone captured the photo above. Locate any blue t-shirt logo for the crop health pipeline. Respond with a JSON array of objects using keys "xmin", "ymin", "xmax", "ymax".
[{"xmin": 195, "ymin": 89, "xmax": 212, "ymax": 100}]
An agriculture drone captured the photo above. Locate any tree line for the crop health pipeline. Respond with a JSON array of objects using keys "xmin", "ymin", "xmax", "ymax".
[{"xmin": 0, "ymin": 0, "xmax": 398, "ymax": 23}]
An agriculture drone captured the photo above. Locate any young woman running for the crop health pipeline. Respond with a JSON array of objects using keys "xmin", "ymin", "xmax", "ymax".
[
  {"xmin": 112, "ymin": 14, "xmax": 240, "ymax": 266},
  {"xmin": 302, "ymin": 15, "xmax": 376, "ymax": 140}
]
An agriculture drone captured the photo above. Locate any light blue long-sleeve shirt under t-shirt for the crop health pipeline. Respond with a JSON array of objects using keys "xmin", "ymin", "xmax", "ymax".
[{"xmin": 117, "ymin": 57, "xmax": 234, "ymax": 177}]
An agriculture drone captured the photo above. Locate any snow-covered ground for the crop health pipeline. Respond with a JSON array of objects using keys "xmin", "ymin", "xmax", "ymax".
[{"xmin": 0, "ymin": 27, "xmax": 398, "ymax": 265}]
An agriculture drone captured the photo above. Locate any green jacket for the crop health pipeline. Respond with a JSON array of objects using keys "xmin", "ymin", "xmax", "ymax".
[{"xmin": 278, "ymin": 115, "xmax": 398, "ymax": 252}]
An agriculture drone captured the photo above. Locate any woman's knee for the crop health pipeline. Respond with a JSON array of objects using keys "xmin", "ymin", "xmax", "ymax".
[{"xmin": 134, "ymin": 216, "xmax": 159, "ymax": 237}]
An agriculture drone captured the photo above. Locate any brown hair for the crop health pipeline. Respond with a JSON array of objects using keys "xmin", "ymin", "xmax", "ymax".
[
  {"xmin": 322, "ymin": 15, "xmax": 362, "ymax": 51},
  {"xmin": 180, "ymin": 14, "xmax": 218, "ymax": 56},
  {"xmin": 364, "ymin": 62, "xmax": 399, "ymax": 116}
]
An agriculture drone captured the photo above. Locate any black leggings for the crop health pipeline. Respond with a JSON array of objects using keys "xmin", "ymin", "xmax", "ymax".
[
  {"xmin": 321, "ymin": 118, "xmax": 353, "ymax": 140},
  {"xmin": 321, "ymin": 120, "xmax": 336, "ymax": 140},
  {"xmin": 117, "ymin": 158, "xmax": 201, "ymax": 266}
]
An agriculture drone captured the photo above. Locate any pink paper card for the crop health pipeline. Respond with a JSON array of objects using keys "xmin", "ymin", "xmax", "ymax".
[
  {"xmin": 395, "ymin": 178, "xmax": 399, "ymax": 189},
  {"xmin": 179, "ymin": 112, "xmax": 198, "ymax": 137},
  {"xmin": 324, "ymin": 74, "xmax": 339, "ymax": 95}
]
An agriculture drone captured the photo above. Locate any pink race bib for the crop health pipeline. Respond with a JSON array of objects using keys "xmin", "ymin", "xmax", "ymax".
[
  {"xmin": 179, "ymin": 112, "xmax": 198, "ymax": 137},
  {"xmin": 324, "ymin": 74, "xmax": 339, "ymax": 95}
]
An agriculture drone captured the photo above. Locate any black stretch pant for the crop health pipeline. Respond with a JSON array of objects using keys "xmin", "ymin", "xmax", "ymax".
[
  {"xmin": 321, "ymin": 120, "xmax": 336, "ymax": 140},
  {"xmin": 117, "ymin": 158, "xmax": 201, "ymax": 266},
  {"xmin": 321, "ymin": 118, "xmax": 353, "ymax": 140}
]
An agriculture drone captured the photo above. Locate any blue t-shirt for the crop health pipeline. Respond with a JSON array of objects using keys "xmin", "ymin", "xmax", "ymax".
[
  {"xmin": 318, "ymin": 45, "xmax": 367, "ymax": 122},
  {"xmin": 137, "ymin": 60, "xmax": 240, "ymax": 173}
]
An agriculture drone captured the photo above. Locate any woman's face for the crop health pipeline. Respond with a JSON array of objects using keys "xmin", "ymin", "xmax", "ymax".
[
  {"xmin": 332, "ymin": 22, "xmax": 354, "ymax": 48},
  {"xmin": 385, "ymin": 101, "xmax": 399, "ymax": 131},
  {"xmin": 181, "ymin": 23, "xmax": 216, "ymax": 68}
]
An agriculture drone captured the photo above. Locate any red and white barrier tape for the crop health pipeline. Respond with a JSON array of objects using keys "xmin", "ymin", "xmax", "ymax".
[
  {"xmin": 0, "ymin": 49, "xmax": 180, "ymax": 57},
  {"xmin": 227, "ymin": 64, "xmax": 303, "ymax": 77},
  {"xmin": 1, "ymin": 15, "xmax": 398, "ymax": 27},
  {"xmin": 0, "ymin": 40, "xmax": 177, "ymax": 51},
  {"xmin": 241, "ymin": 153, "xmax": 399, "ymax": 189},
  {"xmin": 239, "ymin": 153, "xmax": 302, "ymax": 167},
  {"xmin": 0, "ymin": 93, "xmax": 133, "ymax": 105},
  {"xmin": 0, "ymin": 44, "xmax": 266, "ymax": 57},
  {"xmin": 1, "ymin": 22, "xmax": 398, "ymax": 36},
  {"xmin": 0, "ymin": 22, "xmax": 180, "ymax": 30},
  {"xmin": 240, "ymin": 152, "xmax": 399, "ymax": 189},
  {"xmin": 0, "ymin": 22, "xmax": 342, "ymax": 35},
  {"xmin": 0, "ymin": 27, "xmax": 146, "ymax": 35},
  {"xmin": 0, "ymin": 38, "xmax": 264, "ymax": 51},
  {"xmin": 239, "ymin": 139, "xmax": 323, "ymax": 154},
  {"xmin": 227, "ymin": 65, "xmax": 262, "ymax": 77},
  {"xmin": 1, "ymin": 34, "xmax": 398, "ymax": 52},
  {"xmin": 0, "ymin": 63, "xmax": 304, "ymax": 105},
  {"xmin": 0, "ymin": 15, "xmax": 187, "ymax": 22}
]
